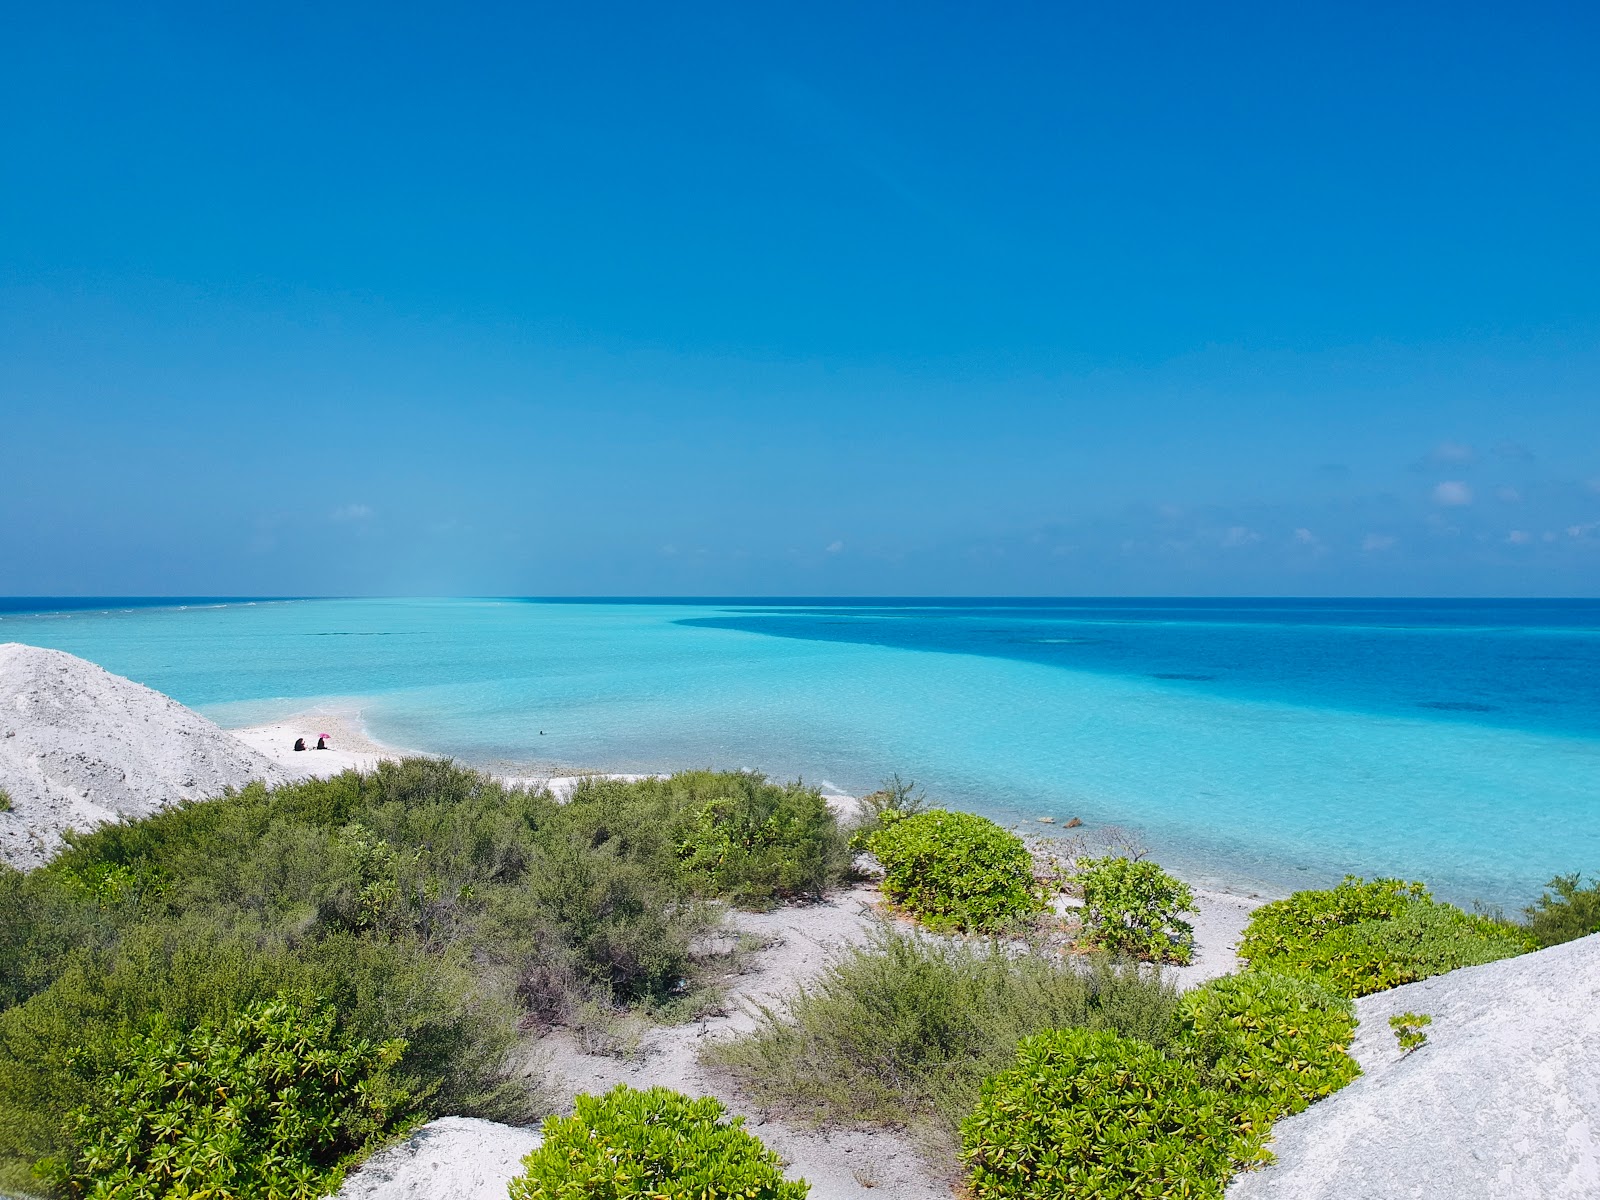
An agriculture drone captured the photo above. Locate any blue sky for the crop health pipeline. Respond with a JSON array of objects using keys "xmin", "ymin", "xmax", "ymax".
[{"xmin": 3, "ymin": 2, "xmax": 1598, "ymax": 596}]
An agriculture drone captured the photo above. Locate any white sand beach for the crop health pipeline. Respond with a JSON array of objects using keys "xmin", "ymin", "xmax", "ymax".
[{"xmin": 230, "ymin": 710, "xmax": 407, "ymax": 778}]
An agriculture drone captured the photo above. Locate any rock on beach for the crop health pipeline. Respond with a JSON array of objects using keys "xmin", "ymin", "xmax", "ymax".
[
  {"xmin": 0, "ymin": 642, "xmax": 288, "ymax": 868},
  {"xmin": 1231, "ymin": 931, "xmax": 1600, "ymax": 1200}
]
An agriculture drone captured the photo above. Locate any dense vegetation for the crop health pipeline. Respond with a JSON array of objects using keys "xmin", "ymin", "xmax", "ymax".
[
  {"xmin": 963, "ymin": 1027, "xmax": 1261, "ymax": 1199},
  {"xmin": 864, "ymin": 809, "xmax": 1044, "ymax": 932},
  {"xmin": 708, "ymin": 926, "xmax": 1177, "ymax": 1155},
  {"xmin": 959, "ymin": 967, "xmax": 1359, "ymax": 1198},
  {"xmin": 509, "ymin": 1085, "xmax": 807, "ymax": 1200},
  {"xmin": 1074, "ymin": 855, "xmax": 1197, "ymax": 964},
  {"xmin": 7, "ymin": 750, "xmax": 1593, "ymax": 1200},
  {"xmin": 1523, "ymin": 873, "xmax": 1600, "ymax": 948},
  {"xmin": 40, "ymin": 997, "xmax": 411, "ymax": 1200},
  {"xmin": 0, "ymin": 761, "xmax": 851, "ymax": 1196},
  {"xmin": 1173, "ymin": 970, "xmax": 1360, "ymax": 1121},
  {"xmin": 1237, "ymin": 876, "xmax": 1533, "ymax": 996}
]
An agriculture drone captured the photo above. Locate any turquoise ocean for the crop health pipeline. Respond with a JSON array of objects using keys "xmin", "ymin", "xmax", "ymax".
[{"xmin": 2, "ymin": 597, "xmax": 1597, "ymax": 906}]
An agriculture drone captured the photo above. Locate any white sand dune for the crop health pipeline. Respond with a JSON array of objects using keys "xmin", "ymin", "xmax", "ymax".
[
  {"xmin": 1231, "ymin": 932, "xmax": 1600, "ymax": 1200},
  {"xmin": 0, "ymin": 643, "xmax": 290, "ymax": 867},
  {"xmin": 335, "ymin": 1117, "xmax": 542, "ymax": 1200}
]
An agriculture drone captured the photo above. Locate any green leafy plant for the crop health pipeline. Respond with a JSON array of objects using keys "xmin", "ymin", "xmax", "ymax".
[
  {"xmin": 960, "ymin": 1028, "xmax": 1265, "ymax": 1200},
  {"xmin": 1075, "ymin": 856, "xmax": 1197, "ymax": 964},
  {"xmin": 957, "ymin": 969, "xmax": 1361, "ymax": 1199},
  {"xmin": 1176, "ymin": 970, "xmax": 1359, "ymax": 1126},
  {"xmin": 864, "ymin": 810, "xmax": 1044, "ymax": 932},
  {"xmin": 708, "ymin": 925, "xmax": 1177, "ymax": 1155},
  {"xmin": 38, "ymin": 996, "xmax": 411, "ymax": 1200},
  {"xmin": 1523, "ymin": 873, "xmax": 1600, "ymax": 948},
  {"xmin": 509, "ymin": 1084, "xmax": 808, "ymax": 1200},
  {"xmin": 0, "ymin": 787, "xmax": 12, "ymax": 814},
  {"xmin": 675, "ymin": 775, "xmax": 850, "ymax": 905},
  {"xmin": 1389, "ymin": 1012, "xmax": 1432, "ymax": 1054},
  {"xmin": 848, "ymin": 773, "xmax": 928, "ymax": 847},
  {"xmin": 1238, "ymin": 876, "xmax": 1531, "ymax": 996},
  {"xmin": 561, "ymin": 770, "xmax": 852, "ymax": 907}
]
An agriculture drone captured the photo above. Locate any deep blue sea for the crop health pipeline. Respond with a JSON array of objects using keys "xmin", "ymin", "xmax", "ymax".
[{"xmin": 2, "ymin": 597, "xmax": 1597, "ymax": 906}]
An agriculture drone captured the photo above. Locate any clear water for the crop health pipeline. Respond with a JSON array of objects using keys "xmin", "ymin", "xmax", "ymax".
[{"xmin": 2, "ymin": 597, "xmax": 1597, "ymax": 906}]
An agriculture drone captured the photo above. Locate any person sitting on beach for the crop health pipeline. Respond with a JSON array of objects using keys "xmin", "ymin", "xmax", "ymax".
[
  {"xmin": 316, "ymin": 736, "xmax": 328, "ymax": 750},
  {"xmin": 293, "ymin": 737, "xmax": 306, "ymax": 752}
]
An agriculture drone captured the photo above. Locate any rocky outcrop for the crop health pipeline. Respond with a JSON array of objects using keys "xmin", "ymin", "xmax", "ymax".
[
  {"xmin": 1230, "ymin": 933, "xmax": 1600, "ymax": 1199},
  {"xmin": 0, "ymin": 642, "xmax": 287, "ymax": 867}
]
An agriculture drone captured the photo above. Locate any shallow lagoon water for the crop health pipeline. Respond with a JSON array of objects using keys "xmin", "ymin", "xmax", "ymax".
[{"xmin": 2, "ymin": 597, "xmax": 1596, "ymax": 906}]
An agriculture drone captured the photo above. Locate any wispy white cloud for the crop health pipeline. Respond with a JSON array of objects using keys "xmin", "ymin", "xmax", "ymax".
[
  {"xmin": 1292, "ymin": 527, "xmax": 1318, "ymax": 545},
  {"xmin": 1495, "ymin": 486, "xmax": 1521, "ymax": 503},
  {"xmin": 825, "ymin": 540, "xmax": 845, "ymax": 554},
  {"xmin": 1432, "ymin": 481, "xmax": 1473, "ymax": 507},
  {"xmin": 1220, "ymin": 525, "xmax": 1260, "ymax": 548},
  {"xmin": 1362, "ymin": 533, "xmax": 1398, "ymax": 552},
  {"xmin": 1431, "ymin": 441, "xmax": 1476, "ymax": 465},
  {"xmin": 331, "ymin": 503, "xmax": 373, "ymax": 521},
  {"xmin": 1507, "ymin": 530, "xmax": 1532, "ymax": 545}
]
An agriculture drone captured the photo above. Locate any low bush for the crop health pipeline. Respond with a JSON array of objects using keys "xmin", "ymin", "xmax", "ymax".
[
  {"xmin": 959, "ymin": 968, "xmax": 1360, "ymax": 1198},
  {"xmin": 707, "ymin": 925, "xmax": 1177, "ymax": 1155},
  {"xmin": 562, "ymin": 770, "xmax": 853, "ymax": 906},
  {"xmin": 0, "ymin": 787, "xmax": 11, "ymax": 813},
  {"xmin": 847, "ymin": 773, "xmax": 928, "ymax": 844},
  {"xmin": 1075, "ymin": 856, "xmax": 1197, "ymax": 964},
  {"xmin": 1238, "ymin": 876, "xmax": 1531, "ymax": 996},
  {"xmin": 524, "ymin": 834, "xmax": 706, "ymax": 1004},
  {"xmin": 1523, "ymin": 873, "xmax": 1600, "ymax": 948},
  {"xmin": 509, "ymin": 1084, "xmax": 807, "ymax": 1200},
  {"xmin": 865, "ymin": 810, "xmax": 1044, "ymax": 932},
  {"xmin": 1389, "ymin": 1011, "xmax": 1432, "ymax": 1054},
  {"xmin": 1175, "ymin": 970, "xmax": 1359, "ymax": 1124},
  {"xmin": 38, "ymin": 996, "xmax": 411, "ymax": 1200},
  {"xmin": 961, "ymin": 1028, "xmax": 1263, "ymax": 1200}
]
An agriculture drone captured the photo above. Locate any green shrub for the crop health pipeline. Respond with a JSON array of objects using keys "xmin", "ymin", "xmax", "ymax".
[
  {"xmin": 526, "ymin": 834, "xmax": 707, "ymax": 1003},
  {"xmin": 675, "ymin": 777, "xmax": 850, "ymax": 905},
  {"xmin": 0, "ymin": 787, "xmax": 12, "ymax": 813},
  {"xmin": 38, "ymin": 996, "xmax": 411, "ymax": 1200},
  {"xmin": 1523, "ymin": 874, "xmax": 1600, "ymax": 948},
  {"xmin": 865, "ymin": 810, "xmax": 1044, "ymax": 932},
  {"xmin": 1175, "ymin": 970, "xmax": 1359, "ymax": 1126},
  {"xmin": 847, "ymin": 773, "xmax": 928, "ymax": 846},
  {"xmin": 1389, "ymin": 1012, "xmax": 1431, "ymax": 1054},
  {"xmin": 1238, "ymin": 876, "xmax": 1531, "ymax": 996},
  {"xmin": 562, "ymin": 770, "xmax": 852, "ymax": 906},
  {"xmin": 708, "ymin": 925, "xmax": 1177, "ymax": 1155},
  {"xmin": 1075, "ymin": 856, "xmax": 1197, "ymax": 964},
  {"xmin": 509, "ymin": 1084, "xmax": 807, "ymax": 1200},
  {"xmin": 961, "ymin": 1028, "xmax": 1263, "ymax": 1200}
]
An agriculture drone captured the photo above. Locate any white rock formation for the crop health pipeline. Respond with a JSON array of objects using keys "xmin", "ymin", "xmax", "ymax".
[
  {"xmin": 0, "ymin": 642, "xmax": 288, "ymax": 868},
  {"xmin": 1230, "ymin": 932, "xmax": 1600, "ymax": 1199},
  {"xmin": 336, "ymin": 1117, "xmax": 541, "ymax": 1200}
]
